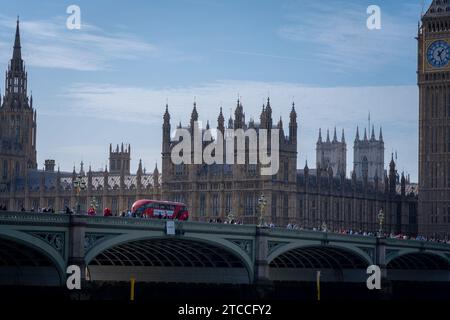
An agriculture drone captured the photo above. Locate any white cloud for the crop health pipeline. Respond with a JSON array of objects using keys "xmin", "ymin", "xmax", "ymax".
[
  {"xmin": 277, "ymin": 2, "xmax": 417, "ymax": 72},
  {"xmin": 0, "ymin": 15, "xmax": 156, "ymax": 71},
  {"xmin": 58, "ymin": 80, "xmax": 419, "ymax": 181}
]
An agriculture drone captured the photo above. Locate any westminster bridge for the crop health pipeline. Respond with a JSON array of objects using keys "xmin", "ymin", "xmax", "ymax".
[{"xmin": 0, "ymin": 211, "xmax": 449, "ymax": 287}]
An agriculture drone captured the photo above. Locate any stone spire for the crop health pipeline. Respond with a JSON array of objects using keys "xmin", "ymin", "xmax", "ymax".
[
  {"xmin": 332, "ymin": 127, "xmax": 338, "ymax": 143},
  {"xmin": 163, "ymin": 103, "xmax": 170, "ymax": 124},
  {"xmin": 326, "ymin": 129, "xmax": 330, "ymax": 143},
  {"xmin": 190, "ymin": 101, "xmax": 198, "ymax": 129},
  {"xmin": 371, "ymin": 125, "xmax": 376, "ymax": 141},
  {"xmin": 355, "ymin": 126, "xmax": 360, "ymax": 142},
  {"xmin": 265, "ymin": 97, "xmax": 272, "ymax": 129},
  {"xmin": 234, "ymin": 98, "xmax": 244, "ymax": 129},
  {"xmin": 317, "ymin": 128, "xmax": 323, "ymax": 144},
  {"xmin": 363, "ymin": 128, "xmax": 368, "ymax": 141},
  {"xmin": 217, "ymin": 107, "xmax": 224, "ymax": 133},
  {"xmin": 379, "ymin": 127, "xmax": 383, "ymax": 142},
  {"xmin": 13, "ymin": 17, "xmax": 22, "ymax": 64},
  {"xmin": 341, "ymin": 128, "xmax": 345, "ymax": 144},
  {"xmin": 289, "ymin": 102, "xmax": 297, "ymax": 144}
]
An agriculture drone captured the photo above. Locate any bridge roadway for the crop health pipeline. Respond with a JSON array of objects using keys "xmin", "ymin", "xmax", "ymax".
[{"xmin": 0, "ymin": 212, "xmax": 449, "ymax": 286}]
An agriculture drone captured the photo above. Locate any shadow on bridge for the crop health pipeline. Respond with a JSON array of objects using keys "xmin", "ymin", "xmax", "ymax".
[
  {"xmin": 0, "ymin": 237, "xmax": 62, "ymax": 286},
  {"xmin": 268, "ymin": 246, "xmax": 370, "ymax": 283},
  {"xmin": 86, "ymin": 238, "xmax": 252, "ymax": 284},
  {"xmin": 387, "ymin": 252, "xmax": 450, "ymax": 282}
]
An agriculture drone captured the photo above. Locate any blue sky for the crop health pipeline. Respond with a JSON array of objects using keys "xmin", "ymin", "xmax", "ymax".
[{"xmin": 0, "ymin": 0, "xmax": 429, "ymax": 180}]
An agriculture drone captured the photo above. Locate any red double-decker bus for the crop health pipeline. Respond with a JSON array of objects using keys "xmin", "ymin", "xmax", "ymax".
[{"xmin": 131, "ymin": 199, "xmax": 189, "ymax": 220}]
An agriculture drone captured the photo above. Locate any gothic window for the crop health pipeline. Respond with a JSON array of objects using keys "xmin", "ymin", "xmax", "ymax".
[
  {"xmin": 448, "ymin": 127, "xmax": 450, "ymax": 152},
  {"xmin": 347, "ymin": 203, "xmax": 352, "ymax": 222},
  {"xmin": 271, "ymin": 194, "xmax": 277, "ymax": 222},
  {"xmin": 362, "ymin": 156, "xmax": 369, "ymax": 178},
  {"xmin": 447, "ymin": 204, "xmax": 450, "ymax": 224},
  {"xmin": 212, "ymin": 194, "xmax": 219, "ymax": 216},
  {"xmin": 448, "ymin": 163, "xmax": 450, "ymax": 188},
  {"xmin": 127, "ymin": 198, "xmax": 135, "ymax": 210},
  {"xmin": 175, "ymin": 164, "xmax": 183, "ymax": 176},
  {"xmin": 245, "ymin": 194, "xmax": 254, "ymax": 216},
  {"xmin": 97, "ymin": 198, "xmax": 103, "ymax": 211},
  {"xmin": 2, "ymin": 160, "xmax": 7, "ymax": 179},
  {"xmin": 111, "ymin": 198, "xmax": 118, "ymax": 214},
  {"xmin": 224, "ymin": 164, "xmax": 232, "ymax": 175},
  {"xmin": 225, "ymin": 193, "xmax": 232, "ymax": 214},
  {"xmin": 284, "ymin": 162, "xmax": 289, "ymax": 182},
  {"xmin": 199, "ymin": 194, "xmax": 206, "ymax": 216},
  {"xmin": 335, "ymin": 201, "xmax": 340, "ymax": 225},
  {"xmin": 247, "ymin": 164, "xmax": 257, "ymax": 176},
  {"xmin": 283, "ymin": 195, "xmax": 289, "ymax": 220},
  {"xmin": 15, "ymin": 162, "xmax": 19, "ymax": 177},
  {"xmin": 447, "ymin": 93, "xmax": 450, "ymax": 117},
  {"xmin": 298, "ymin": 198, "xmax": 303, "ymax": 221}
]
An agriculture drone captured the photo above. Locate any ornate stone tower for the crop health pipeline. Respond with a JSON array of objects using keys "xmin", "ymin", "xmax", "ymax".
[
  {"xmin": 316, "ymin": 127, "xmax": 347, "ymax": 177},
  {"xmin": 109, "ymin": 143, "xmax": 130, "ymax": 174},
  {"xmin": 353, "ymin": 126, "xmax": 384, "ymax": 182},
  {"xmin": 0, "ymin": 18, "xmax": 37, "ymax": 186},
  {"xmin": 418, "ymin": 0, "xmax": 450, "ymax": 238}
]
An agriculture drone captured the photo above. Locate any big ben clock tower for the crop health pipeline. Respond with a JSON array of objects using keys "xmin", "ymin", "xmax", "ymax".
[{"xmin": 418, "ymin": 0, "xmax": 450, "ymax": 239}]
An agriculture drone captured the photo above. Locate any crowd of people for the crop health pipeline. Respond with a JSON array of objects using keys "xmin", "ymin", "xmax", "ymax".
[{"xmin": 4, "ymin": 206, "xmax": 449, "ymax": 243}]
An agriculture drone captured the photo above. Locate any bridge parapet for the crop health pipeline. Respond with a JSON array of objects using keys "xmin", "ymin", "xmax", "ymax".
[
  {"xmin": 1, "ymin": 211, "xmax": 450, "ymax": 285},
  {"xmin": 0, "ymin": 211, "xmax": 69, "ymax": 225}
]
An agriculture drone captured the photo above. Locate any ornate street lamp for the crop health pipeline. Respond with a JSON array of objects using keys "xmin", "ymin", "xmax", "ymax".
[
  {"xmin": 257, "ymin": 195, "xmax": 267, "ymax": 227},
  {"xmin": 73, "ymin": 176, "xmax": 86, "ymax": 214},
  {"xmin": 226, "ymin": 211, "xmax": 235, "ymax": 224},
  {"xmin": 377, "ymin": 208, "xmax": 385, "ymax": 237}
]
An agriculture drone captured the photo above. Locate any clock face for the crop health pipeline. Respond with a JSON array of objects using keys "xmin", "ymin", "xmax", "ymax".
[{"xmin": 427, "ymin": 40, "xmax": 450, "ymax": 68}]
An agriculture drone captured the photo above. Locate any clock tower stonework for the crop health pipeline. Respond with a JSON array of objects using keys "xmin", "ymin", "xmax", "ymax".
[{"xmin": 418, "ymin": 0, "xmax": 450, "ymax": 239}]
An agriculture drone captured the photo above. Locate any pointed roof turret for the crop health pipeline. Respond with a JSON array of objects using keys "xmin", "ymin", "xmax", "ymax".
[
  {"xmin": 290, "ymin": 102, "xmax": 297, "ymax": 121},
  {"xmin": 227, "ymin": 115, "xmax": 233, "ymax": 129},
  {"xmin": 317, "ymin": 128, "xmax": 323, "ymax": 144},
  {"xmin": 163, "ymin": 104, "xmax": 170, "ymax": 123},
  {"xmin": 332, "ymin": 127, "xmax": 338, "ymax": 143},
  {"xmin": 355, "ymin": 126, "xmax": 360, "ymax": 142},
  {"xmin": 371, "ymin": 125, "xmax": 376, "ymax": 141},
  {"xmin": 379, "ymin": 127, "xmax": 383, "ymax": 142},
  {"xmin": 217, "ymin": 107, "xmax": 224, "ymax": 132},
  {"xmin": 137, "ymin": 159, "xmax": 143, "ymax": 174},
  {"xmin": 13, "ymin": 17, "xmax": 22, "ymax": 62},
  {"xmin": 363, "ymin": 128, "xmax": 368, "ymax": 141},
  {"xmin": 191, "ymin": 101, "xmax": 198, "ymax": 121},
  {"xmin": 326, "ymin": 129, "xmax": 330, "ymax": 143},
  {"xmin": 341, "ymin": 128, "xmax": 346, "ymax": 143},
  {"xmin": 277, "ymin": 116, "xmax": 283, "ymax": 129}
]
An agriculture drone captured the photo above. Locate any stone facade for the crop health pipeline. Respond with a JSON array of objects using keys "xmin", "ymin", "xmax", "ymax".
[
  {"xmin": 353, "ymin": 126, "xmax": 384, "ymax": 183},
  {"xmin": 0, "ymin": 19, "xmax": 37, "ymax": 190},
  {"xmin": 418, "ymin": 0, "xmax": 450, "ymax": 239},
  {"xmin": 161, "ymin": 101, "xmax": 418, "ymax": 235},
  {"xmin": 316, "ymin": 128, "xmax": 346, "ymax": 178}
]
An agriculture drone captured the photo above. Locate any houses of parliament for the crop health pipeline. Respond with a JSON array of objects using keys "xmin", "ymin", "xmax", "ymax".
[{"xmin": 1, "ymin": 2, "xmax": 448, "ymax": 239}]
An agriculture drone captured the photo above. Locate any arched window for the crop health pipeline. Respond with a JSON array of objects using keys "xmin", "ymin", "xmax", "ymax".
[
  {"xmin": 15, "ymin": 162, "xmax": 20, "ymax": 177},
  {"xmin": 362, "ymin": 156, "xmax": 369, "ymax": 178},
  {"xmin": 2, "ymin": 160, "xmax": 7, "ymax": 179}
]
